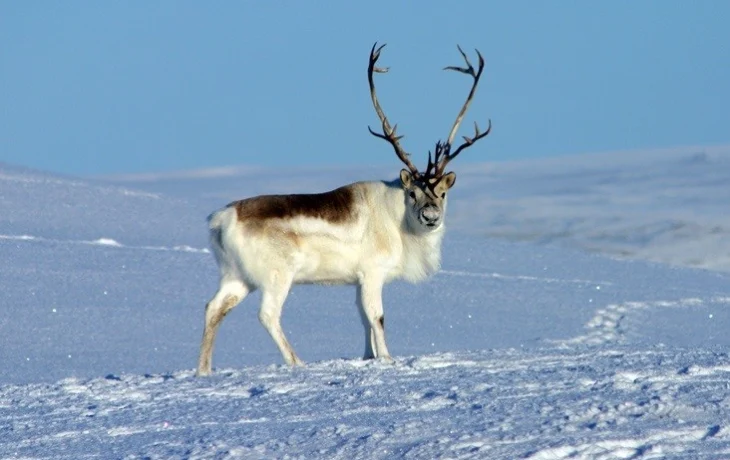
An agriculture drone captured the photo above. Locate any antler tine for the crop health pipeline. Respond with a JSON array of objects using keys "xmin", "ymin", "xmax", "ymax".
[
  {"xmin": 435, "ymin": 120, "xmax": 492, "ymax": 177},
  {"xmin": 367, "ymin": 42, "xmax": 421, "ymax": 179},
  {"xmin": 424, "ymin": 141, "xmax": 446, "ymax": 179},
  {"xmin": 432, "ymin": 46, "xmax": 490, "ymax": 177},
  {"xmin": 444, "ymin": 45, "xmax": 485, "ymax": 146}
]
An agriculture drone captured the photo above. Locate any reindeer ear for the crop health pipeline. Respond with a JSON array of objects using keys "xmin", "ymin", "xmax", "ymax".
[
  {"xmin": 437, "ymin": 172, "xmax": 456, "ymax": 193},
  {"xmin": 400, "ymin": 169, "xmax": 413, "ymax": 188}
]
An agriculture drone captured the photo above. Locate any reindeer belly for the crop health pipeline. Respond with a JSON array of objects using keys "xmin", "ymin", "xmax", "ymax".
[{"xmin": 291, "ymin": 235, "xmax": 360, "ymax": 285}]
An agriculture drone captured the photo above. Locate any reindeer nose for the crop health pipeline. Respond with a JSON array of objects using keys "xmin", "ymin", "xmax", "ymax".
[{"xmin": 421, "ymin": 205, "xmax": 440, "ymax": 224}]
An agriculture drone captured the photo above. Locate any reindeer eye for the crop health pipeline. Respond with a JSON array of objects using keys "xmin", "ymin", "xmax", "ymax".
[{"xmin": 409, "ymin": 191, "xmax": 416, "ymax": 199}]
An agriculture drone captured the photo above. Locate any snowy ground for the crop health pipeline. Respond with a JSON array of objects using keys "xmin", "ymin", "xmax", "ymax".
[
  {"xmin": 5, "ymin": 348, "xmax": 730, "ymax": 459},
  {"xmin": 2, "ymin": 149, "xmax": 730, "ymax": 458}
]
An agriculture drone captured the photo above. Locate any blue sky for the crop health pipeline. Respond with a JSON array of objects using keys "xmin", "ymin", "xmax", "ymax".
[{"xmin": 1, "ymin": 2, "xmax": 728, "ymax": 176}]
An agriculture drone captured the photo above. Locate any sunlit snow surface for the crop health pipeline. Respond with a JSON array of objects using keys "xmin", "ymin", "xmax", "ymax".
[{"xmin": 2, "ymin": 148, "xmax": 730, "ymax": 459}]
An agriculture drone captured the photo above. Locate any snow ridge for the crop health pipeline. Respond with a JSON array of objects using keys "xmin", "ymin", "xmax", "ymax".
[{"xmin": 0, "ymin": 233, "xmax": 209, "ymax": 254}]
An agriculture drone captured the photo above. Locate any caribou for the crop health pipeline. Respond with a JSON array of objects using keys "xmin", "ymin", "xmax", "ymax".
[{"xmin": 197, "ymin": 43, "xmax": 491, "ymax": 376}]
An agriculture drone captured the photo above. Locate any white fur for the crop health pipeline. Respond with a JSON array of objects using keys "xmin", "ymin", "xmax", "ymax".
[{"xmin": 197, "ymin": 178, "xmax": 449, "ymax": 375}]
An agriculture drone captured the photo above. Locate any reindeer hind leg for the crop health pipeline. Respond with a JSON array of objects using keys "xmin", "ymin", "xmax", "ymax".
[{"xmin": 197, "ymin": 280, "xmax": 250, "ymax": 376}]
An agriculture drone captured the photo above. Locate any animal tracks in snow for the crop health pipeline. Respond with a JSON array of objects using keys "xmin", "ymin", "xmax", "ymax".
[
  {"xmin": 441, "ymin": 267, "xmax": 728, "ymax": 350},
  {"xmin": 558, "ymin": 296, "xmax": 730, "ymax": 347}
]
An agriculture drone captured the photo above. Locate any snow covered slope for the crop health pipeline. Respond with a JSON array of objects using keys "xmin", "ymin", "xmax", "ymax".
[
  {"xmin": 2, "ymin": 152, "xmax": 730, "ymax": 458},
  {"xmin": 0, "ymin": 162, "xmax": 204, "ymax": 247}
]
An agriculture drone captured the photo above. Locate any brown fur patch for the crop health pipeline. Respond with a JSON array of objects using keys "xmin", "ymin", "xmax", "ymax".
[{"xmin": 231, "ymin": 185, "xmax": 357, "ymax": 223}]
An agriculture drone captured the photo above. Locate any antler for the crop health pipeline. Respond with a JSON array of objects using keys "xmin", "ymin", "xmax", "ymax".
[
  {"xmin": 431, "ymin": 45, "xmax": 492, "ymax": 178},
  {"xmin": 367, "ymin": 42, "xmax": 422, "ymax": 179}
]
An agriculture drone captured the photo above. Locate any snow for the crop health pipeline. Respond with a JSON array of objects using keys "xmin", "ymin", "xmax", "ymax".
[
  {"xmin": 2, "ymin": 149, "xmax": 730, "ymax": 458},
  {"xmin": 4, "ymin": 349, "xmax": 730, "ymax": 458}
]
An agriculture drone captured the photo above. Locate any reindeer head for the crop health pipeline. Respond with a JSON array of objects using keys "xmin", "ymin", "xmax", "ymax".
[{"xmin": 367, "ymin": 43, "xmax": 491, "ymax": 231}]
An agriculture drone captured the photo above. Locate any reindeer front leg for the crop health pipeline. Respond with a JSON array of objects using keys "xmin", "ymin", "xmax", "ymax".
[
  {"xmin": 356, "ymin": 275, "xmax": 392, "ymax": 361},
  {"xmin": 356, "ymin": 285, "xmax": 376, "ymax": 359}
]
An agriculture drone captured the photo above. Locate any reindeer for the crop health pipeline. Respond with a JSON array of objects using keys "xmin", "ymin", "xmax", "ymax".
[{"xmin": 196, "ymin": 43, "xmax": 491, "ymax": 376}]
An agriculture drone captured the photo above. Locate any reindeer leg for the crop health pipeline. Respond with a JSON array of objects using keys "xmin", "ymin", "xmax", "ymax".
[
  {"xmin": 356, "ymin": 285, "xmax": 377, "ymax": 359},
  {"xmin": 259, "ymin": 273, "xmax": 303, "ymax": 366},
  {"xmin": 357, "ymin": 275, "xmax": 392, "ymax": 362},
  {"xmin": 197, "ymin": 280, "xmax": 250, "ymax": 376}
]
